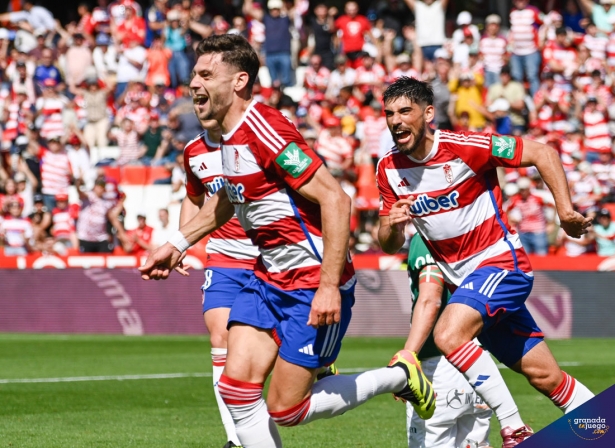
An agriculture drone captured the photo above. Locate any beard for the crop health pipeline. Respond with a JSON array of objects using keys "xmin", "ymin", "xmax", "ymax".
[{"xmin": 394, "ymin": 120, "xmax": 426, "ymax": 157}]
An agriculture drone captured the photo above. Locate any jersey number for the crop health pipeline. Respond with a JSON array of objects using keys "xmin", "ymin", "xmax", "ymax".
[{"xmin": 203, "ymin": 269, "xmax": 213, "ymax": 290}]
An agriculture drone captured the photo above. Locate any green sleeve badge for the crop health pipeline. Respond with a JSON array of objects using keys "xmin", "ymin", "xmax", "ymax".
[
  {"xmin": 491, "ymin": 135, "xmax": 517, "ymax": 160},
  {"xmin": 275, "ymin": 142, "xmax": 313, "ymax": 178}
]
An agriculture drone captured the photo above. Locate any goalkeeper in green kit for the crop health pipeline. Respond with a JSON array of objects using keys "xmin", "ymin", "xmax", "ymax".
[{"xmin": 404, "ymin": 233, "xmax": 494, "ymax": 448}]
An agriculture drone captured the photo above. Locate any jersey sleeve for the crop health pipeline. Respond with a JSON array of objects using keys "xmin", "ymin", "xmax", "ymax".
[
  {"xmin": 376, "ymin": 158, "xmax": 398, "ymax": 216},
  {"xmin": 183, "ymin": 148, "xmax": 206, "ymax": 197},
  {"xmin": 252, "ymin": 108, "xmax": 323, "ymax": 190},
  {"xmin": 446, "ymin": 131, "xmax": 524, "ymax": 174}
]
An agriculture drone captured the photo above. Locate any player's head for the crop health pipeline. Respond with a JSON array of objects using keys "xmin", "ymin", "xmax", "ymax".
[
  {"xmin": 383, "ymin": 76, "xmax": 434, "ymax": 156},
  {"xmin": 191, "ymin": 35, "xmax": 260, "ymax": 123}
]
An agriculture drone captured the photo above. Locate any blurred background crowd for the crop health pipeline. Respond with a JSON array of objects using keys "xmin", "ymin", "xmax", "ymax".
[{"xmin": 1, "ymin": 0, "xmax": 615, "ymax": 258}]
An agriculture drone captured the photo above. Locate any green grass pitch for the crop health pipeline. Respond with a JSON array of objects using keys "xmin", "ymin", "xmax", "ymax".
[{"xmin": 0, "ymin": 335, "xmax": 613, "ymax": 447}]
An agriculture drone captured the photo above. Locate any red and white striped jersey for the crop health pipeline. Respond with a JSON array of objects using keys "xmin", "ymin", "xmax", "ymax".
[
  {"xmin": 3, "ymin": 99, "xmax": 32, "ymax": 143},
  {"xmin": 315, "ymin": 130, "xmax": 353, "ymax": 170},
  {"xmin": 378, "ymin": 130, "xmax": 531, "ymax": 286},
  {"xmin": 184, "ymin": 130, "xmax": 258, "ymax": 270},
  {"xmin": 479, "ymin": 35, "xmax": 508, "ymax": 73},
  {"xmin": 506, "ymin": 194, "xmax": 547, "ymax": 233},
  {"xmin": 51, "ymin": 207, "xmax": 76, "ymax": 239},
  {"xmin": 40, "ymin": 148, "xmax": 73, "ymax": 196},
  {"xmin": 583, "ymin": 34, "xmax": 608, "ymax": 60},
  {"xmin": 354, "ymin": 64, "xmax": 386, "ymax": 94},
  {"xmin": 607, "ymin": 32, "xmax": 615, "ymax": 67},
  {"xmin": 221, "ymin": 101, "xmax": 355, "ymax": 290},
  {"xmin": 542, "ymin": 42, "xmax": 577, "ymax": 86},
  {"xmin": 36, "ymin": 96, "xmax": 67, "ymax": 140},
  {"xmin": 582, "ymin": 109, "xmax": 611, "ymax": 153},
  {"xmin": 509, "ymin": 6, "xmax": 542, "ymax": 56},
  {"xmin": 303, "ymin": 66, "xmax": 331, "ymax": 94},
  {"xmin": 559, "ymin": 136, "xmax": 582, "ymax": 172},
  {"xmin": 0, "ymin": 216, "xmax": 32, "ymax": 248},
  {"xmin": 361, "ymin": 115, "xmax": 388, "ymax": 157},
  {"xmin": 576, "ymin": 58, "xmax": 605, "ymax": 87}
]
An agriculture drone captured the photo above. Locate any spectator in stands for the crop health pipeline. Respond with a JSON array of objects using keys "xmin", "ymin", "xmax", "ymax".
[
  {"xmin": 29, "ymin": 193, "xmax": 51, "ymax": 246},
  {"xmin": 479, "ymin": 14, "xmax": 507, "ymax": 88},
  {"xmin": 0, "ymin": 0, "xmax": 55, "ymax": 34},
  {"xmin": 76, "ymin": 178, "xmax": 116, "ymax": 253},
  {"xmin": 0, "ymin": 198, "xmax": 33, "ymax": 256},
  {"xmin": 92, "ymin": 33, "xmax": 117, "ymax": 84},
  {"xmin": 34, "ymin": 47, "xmax": 62, "ymax": 89},
  {"xmin": 115, "ymin": 37, "xmax": 146, "ymax": 99},
  {"xmin": 145, "ymin": 0, "xmax": 167, "ymax": 47},
  {"xmin": 140, "ymin": 112, "xmax": 165, "ymax": 165},
  {"xmin": 315, "ymin": 115, "xmax": 353, "ymax": 171},
  {"xmin": 430, "ymin": 49, "xmax": 453, "ymax": 130},
  {"xmin": 509, "ymin": 0, "xmax": 543, "ymax": 96},
  {"xmin": 592, "ymin": 208, "xmax": 615, "ymax": 255},
  {"xmin": 151, "ymin": 208, "xmax": 172, "ymax": 248},
  {"xmin": 306, "ymin": 3, "xmax": 336, "ymax": 70},
  {"xmin": 571, "ymin": 162, "xmax": 604, "ymax": 214},
  {"xmin": 245, "ymin": 0, "xmax": 293, "ymax": 87},
  {"xmin": 14, "ymin": 170, "xmax": 34, "ymax": 216},
  {"xmin": 334, "ymin": 1, "xmax": 373, "ymax": 66},
  {"xmin": 326, "ymin": 54, "xmax": 356, "ymax": 100},
  {"xmin": 506, "ymin": 177, "xmax": 551, "ymax": 256},
  {"xmin": 146, "ymin": 37, "xmax": 172, "ymax": 88},
  {"xmin": 402, "ymin": 0, "xmax": 448, "ymax": 61},
  {"xmin": 115, "ymin": 118, "xmax": 141, "ymax": 165},
  {"xmin": 123, "ymin": 211, "xmax": 154, "ymax": 255},
  {"xmin": 50, "ymin": 193, "xmax": 78, "ymax": 251},
  {"xmin": 452, "ymin": 11, "xmax": 480, "ymax": 47},
  {"xmin": 39, "ymin": 136, "xmax": 74, "ymax": 211},
  {"xmin": 449, "ymin": 70, "xmax": 486, "ymax": 131},
  {"xmin": 579, "ymin": 0, "xmax": 615, "ymax": 35},
  {"xmin": 303, "ymin": 54, "xmax": 330, "ymax": 101},
  {"xmin": 64, "ymin": 33, "xmax": 93, "ymax": 93},
  {"xmin": 78, "ymin": 78, "xmax": 113, "ymax": 151},
  {"xmin": 167, "ymin": 82, "xmax": 202, "ymax": 140},
  {"xmin": 486, "ymin": 66, "xmax": 527, "ymax": 135},
  {"xmin": 113, "ymin": 2, "xmax": 145, "ymax": 47},
  {"xmin": 164, "ymin": 9, "xmax": 189, "ymax": 88}
]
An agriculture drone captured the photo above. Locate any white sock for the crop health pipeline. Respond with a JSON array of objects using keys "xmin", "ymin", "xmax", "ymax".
[
  {"xmin": 447, "ymin": 341, "xmax": 524, "ymax": 429},
  {"xmin": 211, "ymin": 348, "xmax": 240, "ymax": 445},
  {"xmin": 269, "ymin": 367, "xmax": 407, "ymax": 426},
  {"xmin": 218, "ymin": 374, "xmax": 282, "ymax": 448},
  {"xmin": 549, "ymin": 371, "xmax": 594, "ymax": 414}
]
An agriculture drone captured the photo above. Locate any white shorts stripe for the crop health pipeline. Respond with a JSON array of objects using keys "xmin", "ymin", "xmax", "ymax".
[
  {"xmin": 478, "ymin": 273, "xmax": 495, "ymax": 294},
  {"xmin": 486, "ymin": 270, "xmax": 508, "ymax": 298}
]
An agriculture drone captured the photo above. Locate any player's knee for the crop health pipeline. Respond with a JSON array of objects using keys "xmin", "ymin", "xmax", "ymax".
[
  {"xmin": 208, "ymin": 330, "xmax": 228, "ymax": 349},
  {"xmin": 268, "ymin": 395, "xmax": 311, "ymax": 427},
  {"xmin": 433, "ymin": 323, "xmax": 460, "ymax": 356},
  {"xmin": 527, "ymin": 367, "xmax": 562, "ymax": 395}
]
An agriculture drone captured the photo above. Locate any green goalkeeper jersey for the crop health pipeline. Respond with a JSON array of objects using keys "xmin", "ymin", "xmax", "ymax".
[{"xmin": 407, "ymin": 234, "xmax": 450, "ymax": 360}]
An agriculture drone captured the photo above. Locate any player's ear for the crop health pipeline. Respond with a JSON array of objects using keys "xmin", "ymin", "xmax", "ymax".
[
  {"xmin": 424, "ymin": 105, "xmax": 435, "ymax": 124},
  {"xmin": 234, "ymin": 71, "xmax": 250, "ymax": 93}
]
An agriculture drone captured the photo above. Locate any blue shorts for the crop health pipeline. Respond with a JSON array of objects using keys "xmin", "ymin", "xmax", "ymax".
[
  {"xmin": 228, "ymin": 274, "xmax": 355, "ymax": 369},
  {"xmin": 201, "ymin": 267, "xmax": 253, "ymax": 313},
  {"xmin": 450, "ymin": 267, "xmax": 544, "ymax": 367}
]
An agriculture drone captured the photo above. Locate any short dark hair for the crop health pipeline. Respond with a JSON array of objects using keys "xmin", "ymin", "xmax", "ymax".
[
  {"xmin": 195, "ymin": 34, "xmax": 260, "ymax": 94},
  {"xmin": 383, "ymin": 76, "xmax": 433, "ymax": 107}
]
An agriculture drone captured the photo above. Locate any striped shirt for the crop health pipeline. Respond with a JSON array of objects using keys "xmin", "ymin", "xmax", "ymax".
[
  {"xmin": 378, "ymin": 130, "xmax": 531, "ymax": 286},
  {"xmin": 221, "ymin": 101, "xmax": 355, "ymax": 290},
  {"xmin": 116, "ymin": 130, "xmax": 141, "ymax": 165},
  {"xmin": 51, "ymin": 207, "xmax": 76, "ymax": 239},
  {"xmin": 40, "ymin": 147, "xmax": 73, "ymax": 196},
  {"xmin": 184, "ymin": 130, "xmax": 259, "ymax": 270},
  {"xmin": 509, "ymin": 6, "xmax": 542, "ymax": 56},
  {"xmin": 315, "ymin": 130, "xmax": 353, "ymax": 170},
  {"xmin": 583, "ymin": 34, "xmax": 608, "ymax": 60},
  {"xmin": 583, "ymin": 109, "xmax": 611, "ymax": 153},
  {"xmin": 36, "ymin": 96, "xmax": 66, "ymax": 140},
  {"xmin": 0, "ymin": 216, "xmax": 32, "ymax": 248},
  {"xmin": 479, "ymin": 35, "xmax": 508, "ymax": 73}
]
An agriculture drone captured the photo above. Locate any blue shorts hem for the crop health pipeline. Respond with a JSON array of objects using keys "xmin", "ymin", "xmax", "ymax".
[
  {"xmin": 203, "ymin": 303, "xmax": 233, "ymax": 313},
  {"xmin": 227, "ymin": 317, "xmax": 276, "ymax": 332},
  {"xmin": 278, "ymin": 351, "xmax": 332, "ymax": 369}
]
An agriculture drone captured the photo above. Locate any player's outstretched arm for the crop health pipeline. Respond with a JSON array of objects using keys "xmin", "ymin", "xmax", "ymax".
[
  {"xmin": 520, "ymin": 138, "xmax": 592, "ymax": 238},
  {"xmin": 296, "ymin": 165, "xmax": 350, "ymax": 327},
  {"xmin": 139, "ymin": 188, "xmax": 234, "ymax": 280},
  {"xmin": 405, "ymin": 268, "xmax": 444, "ymax": 354},
  {"xmin": 378, "ymin": 198, "xmax": 414, "ymax": 254}
]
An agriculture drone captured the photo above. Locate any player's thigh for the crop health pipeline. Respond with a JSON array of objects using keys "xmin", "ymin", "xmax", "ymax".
[
  {"xmin": 509, "ymin": 340, "xmax": 562, "ymax": 395},
  {"xmin": 204, "ymin": 307, "xmax": 230, "ymax": 349},
  {"xmin": 433, "ymin": 303, "xmax": 483, "ymax": 355},
  {"xmin": 267, "ymin": 356, "xmax": 319, "ymax": 412},
  {"xmin": 225, "ymin": 323, "xmax": 279, "ymax": 384}
]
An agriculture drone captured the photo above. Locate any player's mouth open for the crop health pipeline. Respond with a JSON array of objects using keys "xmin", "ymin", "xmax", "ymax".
[
  {"xmin": 396, "ymin": 130, "xmax": 412, "ymax": 144},
  {"xmin": 193, "ymin": 96, "xmax": 209, "ymax": 106}
]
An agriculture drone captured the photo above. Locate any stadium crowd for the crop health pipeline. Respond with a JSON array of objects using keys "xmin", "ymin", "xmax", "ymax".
[{"xmin": 1, "ymin": 0, "xmax": 615, "ymax": 258}]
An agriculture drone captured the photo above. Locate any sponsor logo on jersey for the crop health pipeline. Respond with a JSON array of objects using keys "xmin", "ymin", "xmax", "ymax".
[
  {"xmin": 206, "ymin": 176, "xmax": 225, "ymax": 195},
  {"xmin": 491, "ymin": 135, "xmax": 516, "ymax": 160},
  {"xmin": 225, "ymin": 180, "xmax": 246, "ymax": 203},
  {"xmin": 275, "ymin": 142, "xmax": 312, "ymax": 178},
  {"xmin": 443, "ymin": 163, "xmax": 453, "ymax": 184},
  {"xmin": 409, "ymin": 191, "xmax": 460, "ymax": 217}
]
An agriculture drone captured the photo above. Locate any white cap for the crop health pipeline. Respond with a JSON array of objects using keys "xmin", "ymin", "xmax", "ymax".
[
  {"xmin": 268, "ymin": 0, "xmax": 283, "ymax": 9},
  {"xmin": 396, "ymin": 53, "xmax": 411, "ymax": 64},
  {"xmin": 434, "ymin": 48, "xmax": 450, "ymax": 60},
  {"xmin": 504, "ymin": 183, "xmax": 519, "ymax": 197},
  {"xmin": 485, "ymin": 14, "xmax": 501, "ymax": 25},
  {"xmin": 0, "ymin": 28, "xmax": 8, "ymax": 40},
  {"xmin": 166, "ymin": 10, "xmax": 181, "ymax": 21},
  {"xmin": 457, "ymin": 11, "xmax": 472, "ymax": 26},
  {"xmin": 516, "ymin": 177, "xmax": 531, "ymax": 190},
  {"xmin": 488, "ymin": 98, "xmax": 510, "ymax": 112}
]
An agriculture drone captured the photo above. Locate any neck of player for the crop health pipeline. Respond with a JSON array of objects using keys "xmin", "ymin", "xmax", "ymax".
[
  {"xmin": 220, "ymin": 95, "xmax": 253, "ymax": 135},
  {"xmin": 411, "ymin": 127, "xmax": 435, "ymax": 161}
]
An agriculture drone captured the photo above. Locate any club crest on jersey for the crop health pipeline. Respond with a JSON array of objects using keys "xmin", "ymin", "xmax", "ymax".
[
  {"xmin": 491, "ymin": 135, "xmax": 516, "ymax": 160},
  {"xmin": 443, "ymin": 164, "xmax": 453, "ymax": 184},
  {"xmin": 275, "ymin": 142, "xmax": 312, "ymax": 178},
  {"xmin": 234, "ymin": 148, "xmax": 240, "ymax": 172},
  {"xmin": 409, "ymin": 191, "xmax": 460, "ymax": 217}
]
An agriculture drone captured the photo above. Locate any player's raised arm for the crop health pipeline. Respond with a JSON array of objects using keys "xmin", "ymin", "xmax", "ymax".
[
  {"xmin": 296, "ymin": 165, "xmax": 350, "ymax": 327},
  {"xmin": 139, "ymin": 188, "xmax": 234, "ymax": 280},
  {"xmin": 519, "ymin": 138, "xmax": 592, "ymax": 238}
]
